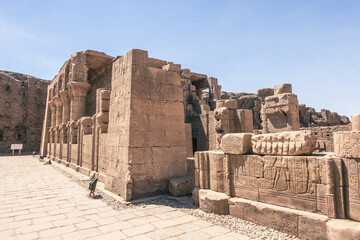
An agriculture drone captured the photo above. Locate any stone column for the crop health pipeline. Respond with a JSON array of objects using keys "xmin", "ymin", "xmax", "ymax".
[
  {"xmin": 49, "ymin": 101, "xmax": 56, "ymax": 127},
  {"xmin": 60, "ymin": 90, "xmax": 70, "ymax": 123},
  {"xmin": 53, "ymin": 96, "xmax": 63, "ymax": 126},
  {"xmin": 68, "ymin": 82, "xmax": 91, "ymax": 121},
  {"xmin": 352, "ymin": 113, "xmax": 360, "ymax": 131}
]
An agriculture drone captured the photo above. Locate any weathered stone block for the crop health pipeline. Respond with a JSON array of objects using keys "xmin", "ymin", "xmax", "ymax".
[
  {"xmin": 229, "ymin": 197, "xmax": 298, "ymax": 236},
  {"xmin": 326, "ymin": 219, "xmax": 360, "ymax": 240},
  {"xmin": 274, "ymin": 83, "xmax": 292, "ymax": 95},
  {"xmin": 334, "ymin": 132, "xmax": 360, "ymax": 158},
  {"xmin": 199, "ymin": 189, "xmax": 229, "ymax": 215},
  {"xmin": 298, "ymin": 213, "xmax": 328, "ymax": 240},
  {"xmin": 352, "ymin": 113, "xmax": 360, "ymax": 131},
  {"xmin": 252, "ymin": 131, "xmax": 316, "ymax": 155},
  {"xmin": 236, "ymin": 109, "xmax": 253, "ymax": 133},
  {"xmin": 220, "ymin": 133, "xmax": 253, "ymax": 154},
  {"xmin": 216, "ymin": 99, "xmax": 237, "ymax": 110},
  {"xmin": 192, "ymin": 187, "xmax": 200, "ymax": 206},
  {"xmin": 168, "ymin": 176, "xmax": 194, "ymax": 197}
]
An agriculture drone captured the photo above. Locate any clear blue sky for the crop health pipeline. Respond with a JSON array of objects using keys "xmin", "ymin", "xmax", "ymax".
[{"xmin": 1, "ymin": 0, "xmax": 359, "ymax": 118}]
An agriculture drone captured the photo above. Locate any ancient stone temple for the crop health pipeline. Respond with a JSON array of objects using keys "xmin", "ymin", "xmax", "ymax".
[
  {"xmin": 0, "ymin": 70, "xmax": 49, "ymax": 152},
  {"xmin": 41, "ymin": 49, "xmax": 259, "ymax": 200},
  {"xmin": 40, "ymin": 48, "xmax": 359, "ymax": 238},
  {"xmin": 41, "ymin": 49, "xmax": 189, "ymax": 200}
]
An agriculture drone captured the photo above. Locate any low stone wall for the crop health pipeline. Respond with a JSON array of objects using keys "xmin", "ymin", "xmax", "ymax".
[
  {"xmin": 194, "ymin": 151, "xmax": 344, "ymax": 218},
  {"xmin": 193, "ymin": 151, "xmax": 360, "ymax": 239}
]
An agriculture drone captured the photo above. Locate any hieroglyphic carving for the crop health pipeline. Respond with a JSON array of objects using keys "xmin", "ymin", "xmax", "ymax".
[
  {"xmin": 325, "ymin": 158, "xmax": 336, "ymax": 218},
  {"xmin": 349, "ymin": 159, "xmax": 359, "ymax": 201},
  {"xmin": 233, "ymin": 155, "xmax": 263, "ymax": 189}
]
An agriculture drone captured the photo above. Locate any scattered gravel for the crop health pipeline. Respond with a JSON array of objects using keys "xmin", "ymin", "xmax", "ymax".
[
  {"xmin": 143, "ymin": 197, "xmax": 298, "ymax": 240},
  {"xmin": 50, "ymin": 161, "xmax": 298, "ymax": 240}
]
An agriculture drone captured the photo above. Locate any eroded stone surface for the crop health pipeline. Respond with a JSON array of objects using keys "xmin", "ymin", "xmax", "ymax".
[
  {"xmin": 168, "ymin": 176, "xmax": 193, "ymax": 197},
  {"xmin": 352, "ymin": 113, "xmax": 360, "ymax": 131},
  {"xmin": 334, "ymin": 131, "xmax": 360, "ymax": 158},
  {"xmin": 199, "ymin": 189, "xmax": 230, "ymax": 215},
  {"xmin": 220, "ymin": 133, "xmax": 253, "ymax": 154},
  {"xmin": 251, "ymin": 131, "xmax": 317, "ymax": 156},
  {"xmin": 263, "ymin": 90, "xmax": 300, "ymax": 133}
]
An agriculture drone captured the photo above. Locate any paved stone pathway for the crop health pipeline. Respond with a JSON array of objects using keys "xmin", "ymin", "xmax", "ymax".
[{"xmin": 0, "ymin": 155, "xmax": 250, "ymax": 240}]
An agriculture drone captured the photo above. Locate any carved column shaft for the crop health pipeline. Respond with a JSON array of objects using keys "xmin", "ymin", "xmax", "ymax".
[
  {"xmin": 53, "ymin": 96, "xmax": 63, "ymax": 126},
  {"xmin": 68, "ymin": 82, "xmax": 91, "ymax": 121},
  {"xmin": 60, "ymin": 90, "xmax": 70, "ymax": 123},
  {"xmin": 49, "ymin": 101, "xmax": 56, "ymax": 127}
]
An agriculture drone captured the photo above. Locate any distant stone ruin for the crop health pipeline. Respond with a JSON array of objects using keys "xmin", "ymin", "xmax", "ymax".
[{"xmin": 0, "ymin": 70, "xmax": 49, "ymax": 152}]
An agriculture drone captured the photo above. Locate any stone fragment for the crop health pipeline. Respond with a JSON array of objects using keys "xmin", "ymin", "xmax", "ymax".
[
  {"xmin": 192, "ymin": 187, "xmax": 200, "ymax": 206},
  {"xmin": 251, "ymin": 131, "xmax": 316, "ymax": 155},
  {"xmin": 274, "ymin": 83, "xmax": 292, "ymax": 95},
  {"xmin": 199, "ymin": 189, "xmax": 229, "ymax": 215},
  {"xmin": 262, "ymin": 84, "xmax": 300, "ymax": 133},
  {"xmin": 168, "ymin": 176, "xmax": 194, "ymax": 197},
  {"xmin": 236, "ymin": 109, "xmax": 253, "ymax": 133},
  {"xmin": 326, "ymin": 219, "xmax": 360, "ymax": 240},
  {"xmin": 220, "ymin": 133, "xmax": 253, "ymax": 154},
  {"xmin": 352, "ymin": 113, "xmax": 360, "ymax": 131},
  {"xmin": 216, "ymin": 99, "xmax": 237, "ymax": 110},
  {"xmin": 257, "ymin": 88, "xmax": 274, "ymax": 100},
  {"xmin": 229, "ymin": 197, "xmax": 330, "ymax": 238},
  {"xmin": 334, "ymin": 131, "xmax": 360, "ymax": 158}
]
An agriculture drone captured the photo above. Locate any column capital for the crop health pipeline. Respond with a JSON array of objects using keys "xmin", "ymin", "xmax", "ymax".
[
  {"xmin": 79, "ymin": 116, "xmax": 93, "ymax": 134},
  {"xmin": 67, "ymin": 120, "xmax": 77, "ymax": 130},
  {"xmin": 59, "ymin": 90, "xmax": 70, "ymax": 103},
  {"xmin": 59, "ymin": 123, "xmax": 67, "ymax": 130},
  {"xmin": 68, "ymin": 82, "xmax": 91, "ymax": 100},
  {"xmin": 52, "ymin": 96, "xmax": 63, "ymax": 107},
  {"xmin": 49, "ymin": 100, "xmax": 56, "ymax": 111}
]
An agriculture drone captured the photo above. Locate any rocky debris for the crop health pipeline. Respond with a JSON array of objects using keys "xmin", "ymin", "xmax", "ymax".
[
  {"xmin": 0, "ymin": 70, "xmax": 49, "ymax": 152},
  {"xmin": 218, "ymin": 91, "xmax": 349, "ymax": 130},
  {"xmin": 299, "ymin": 104, "xmax": 349, "ymax": 127},
  {"xmin": 216, "ymin": 99, "xmax": 237, "ymax": 109},
  {"xmin": 220, "ymin": 92, "xmax": 262, "ymax": 130}
]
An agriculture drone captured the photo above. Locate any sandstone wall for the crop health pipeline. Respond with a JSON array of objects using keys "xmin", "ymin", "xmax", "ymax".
[
  {"xmin": 0, "ymin": 71, "xmax": 49, "ymax": 152},
  {"xmin": 42, "ymin": 49, "xmax": 188, "ymax": 201}
]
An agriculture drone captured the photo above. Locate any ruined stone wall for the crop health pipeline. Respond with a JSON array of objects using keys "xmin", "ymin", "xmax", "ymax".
[
  {"xmin": 220, "ymin": 88, "xmax": 349, "ymax": 130},
  {"xmin": 0, "ymin": 71, "xmax": 49, "ymax": 152},
  {"xmin": 194, "ymin": 128, "xmax": 360, "ymax": 238},
  {"xmin": 302, "ymin": 125, "xmax": 351, "ymax": 152}
]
